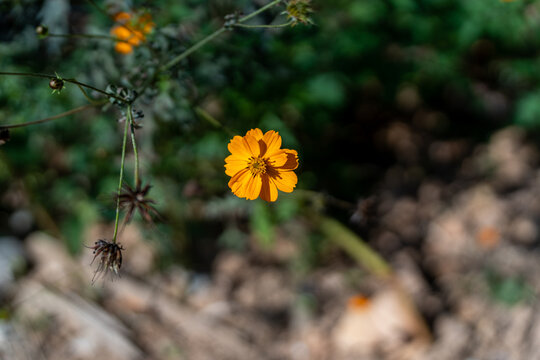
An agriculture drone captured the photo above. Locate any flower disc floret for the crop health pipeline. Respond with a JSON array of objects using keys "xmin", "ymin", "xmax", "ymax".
[{"xmin": 225, "ymin": 128, "xmax": 299, "ymax": 202}]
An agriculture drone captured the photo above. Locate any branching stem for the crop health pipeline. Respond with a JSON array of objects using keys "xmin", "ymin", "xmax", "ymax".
[
  {"xmin": 234, "ymin": 21, "xmax": 292, "ymax": 29},
  {"xmin": 0, "ymin": 72, "xmax": 128, "ymax": 104},
  {"xmin": 158, "ymin": 0, "xmax": 283, "ymax": 73},
  {"xmin": 0, "ymin": 104, "xmax": 95, "ymax": 129},
  {"xmin": 47, "ymin": 33, "xmax": 128, "ymax": 43}
]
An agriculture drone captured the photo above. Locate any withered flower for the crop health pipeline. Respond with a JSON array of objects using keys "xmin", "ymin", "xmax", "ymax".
[
  {"xmin": 86, "ymin": 239, "xmax": 124, "ymax": 282},
  {"xmin": 117, "ymin": 182, "xmax": 161, "ymax": 225},
  {"xmin": 283, "ymin": 0, "xmax": 314, "ymax": 26}
]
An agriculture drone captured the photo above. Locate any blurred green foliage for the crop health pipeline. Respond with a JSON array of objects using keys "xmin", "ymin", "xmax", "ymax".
[{"xmin": 2, "ymin": 0, "xmax": 540, "ymax": 272}]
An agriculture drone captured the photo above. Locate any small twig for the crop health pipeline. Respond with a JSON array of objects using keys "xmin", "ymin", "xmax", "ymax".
[
  {"xmin": 0, "ymin": 72, "xmax": 129, "ymax": 104},
  {"xmin": 159, "ymin": 0, "xmax": 283, "ymax": 73},
  {"xmin": 0, "ymin": 104, "xmax": 95, "ymax": 129},
  {"xmin": 47, "ymin": 33, "xmax": 128, "ymax": 43},
  {"xmin": 234, "ymin": 21, "xmax": 292, "ymax": 29}
]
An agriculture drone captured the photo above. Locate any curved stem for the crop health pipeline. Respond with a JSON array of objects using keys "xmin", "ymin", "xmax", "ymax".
[
  {"xmin": 126, "ymin": 107, "xmax": 140, "ymax": 187},
  {"xmin": 239, "ymin": 0, "xmax": 283, "ymax": 23},
  {"xmin": 0, "ymin": 104, "xmax": 95, "ymax": 129},
  {"xmin": 160, "ymin": 28, "xmax": 226, "ymax": 72},
  {"xmin": 0, "ymin": 72, "xmax": 128, "ymax": 104},
  {"xmin": 159, "ymin": 0, "xmax": 283, "ymax": 73},
  {"xmin": 75, "ymin": 84, "xmax": 105, "ymax": 105},
  {"xmin": 47, "ymin": 33, "xmax": 128, "ymax": 43},
  {"xmin": 112, "ymin": 109, "xmax": 130, "ymax": 244},
  {"xmin": 234, "ymin": 21, "xmax": 292, "ymax": 29},
  {"xmin": 194, "ymin": 106, "xmax": 235, "ymax": 137},
  {"xmin": 86, "ymin": 0, "xmax": 111, "ymax": 19}
]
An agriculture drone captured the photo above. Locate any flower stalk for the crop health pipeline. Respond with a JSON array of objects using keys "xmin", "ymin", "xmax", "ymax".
[
  {"xmin": 126, "ymin": 106, "xmax": 140, "ymax": 187},
  {"xmin": 319, "ymin": 217, "xmax": 391, "ymax": 278},
  {"xmin": 234, "ymin": 21, "xmax": 293, "ymax": 29},
  {"xmin": 112, "ymin": 106, "xmax": 131, "ymax": 243},
  {"xmin": 46, "ymin": 33, "xmax": 130, "ymax": 43},
  {"xmin": 0, "ymin": 104, "xmax": 95, "ymax": 130},
  {"xmin": 0, "ymin": 72, "xmax": 129, "ymax": 104},
  {"xmin": 159, "ymin": 0, "xmax": 283, "ymax": 72}
]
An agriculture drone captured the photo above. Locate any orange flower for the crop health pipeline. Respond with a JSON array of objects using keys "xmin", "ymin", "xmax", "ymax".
[
  {"xmin": 225, "ymin": 129, "xmax": 299, "ymax": 202},
  {"xmin": 110, "ymin": 11, "xmax": 154, "ymax": 54},
  {"xmin": 114, "ymin": 42, "xmax": 133, "ymax": 54},
  {"xmin": 348, "ymin": 295, "xmax": 371, "ymax": 310},
  {"xmin": 114, "ymin": 12, "xmax": 132, "ymax": 23}
]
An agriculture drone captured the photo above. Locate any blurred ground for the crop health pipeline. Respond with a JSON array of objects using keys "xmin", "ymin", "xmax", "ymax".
[{"xmin": 2, "ymin": 125, "xmax": 540, "ymax": 360}]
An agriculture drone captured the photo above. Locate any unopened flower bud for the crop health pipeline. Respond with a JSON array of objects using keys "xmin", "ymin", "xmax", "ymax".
[
  {"xmin": 36, "ymin": 25, "xmax": 49, "ymax": 37},
  {"xmin": 49, "ymin": 78, "xmax": 64, "ymax": 91}
]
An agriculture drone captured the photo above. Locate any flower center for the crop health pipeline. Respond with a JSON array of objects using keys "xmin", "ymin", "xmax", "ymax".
[{"xmin": 248, "ymin": 156, "xmax": 267, "ymax": 175}]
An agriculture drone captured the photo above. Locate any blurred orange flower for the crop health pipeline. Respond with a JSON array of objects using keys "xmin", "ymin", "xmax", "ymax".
[
  {"xmin": 225, "ymin": 129, "xmax": 299, "ymax": 202},
  {"xmin": 110, "ymin": 11, "xmax": 155, "ymax": 54},
  {"xmin": 348, "ymin": 295, "xmax": 371, "ymax": 310}
]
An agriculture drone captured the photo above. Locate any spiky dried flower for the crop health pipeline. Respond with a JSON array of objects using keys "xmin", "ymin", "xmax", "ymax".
[
  {"xmin": 283, "ymin": 0, "xmax": 314, "ymax": 26},
  {"xmin": 86, "ymin": 239, "xmax": 124, "ymax": 282},
  {"xmin": 117, "ymin": 182, "xmax": 161, "ymax": 225}
]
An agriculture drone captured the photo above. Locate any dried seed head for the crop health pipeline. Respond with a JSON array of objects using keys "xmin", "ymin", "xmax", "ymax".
[
  {"xmin": 117, "ymin": 182, "xmax": 161, "ymax": 225},
  {"xmin": 283, "ymin": 0, "xmax": 314, "ymax": 26},
  {"xmin": 85, "ymin": 239, "xmax": 124, "ymax": 283}
]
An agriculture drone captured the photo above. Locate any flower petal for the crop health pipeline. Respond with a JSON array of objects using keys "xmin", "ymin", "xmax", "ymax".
[
  {"xmin": 271, "ymin": 171, "xmax": 297, "ymax": 193},
  {"xmin": 242, "ymin": 134, "xmax": 261, "ymax": 157},
  {"xmin": 278, "ymin": 149, "xmax": 299, "ymax": 170},
  {"xmin": 244, "ymin": 174, "xmax": 262, "ymax": 200},
  {"xmin": 114, "ymin": 12, "xmax": 132, "ymax": 22},
  {"xmin": 246, "ymin": 128, "xmax": 264, "ymax": 140},
  {"xmin": 262, "ymin": 130, "xmax": 282, "ymax": 156},
  {"xmin": 228, "ymin": 168, "xmax": 250, "ymax": 197},
  {"xmin": 260, "ymin": 174, "xmax": 278, "ymax": 202},
  {"xmin": 228, "ymin": 136, "xmax": 251, "ymax": 157},
  {"xmin": 111, "ymin": 26, "xmax": 132, "ymax": 40},
  {"xmin": 114, "ymin": 42, "xmax": 133, "ymax": 54},
  {"xmin": 225, "ymin": 160, "xmax": 247, "ymax": 176},
  {"xmin": 267, "ymin": 150, "xmax": 288, "ymax": 167}
]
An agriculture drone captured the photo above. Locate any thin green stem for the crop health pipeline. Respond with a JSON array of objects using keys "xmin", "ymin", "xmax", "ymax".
[
  {"xmin": 194, "ymin": 106, "xmax": 235, "ymax": 137},
  {"xmin": 0, "ymin": 72, "xmax": 128, "ymax": 104},
  {"xmin": 47, "ymin": 33, "xmax": 128, "ymax": 43},
  {"xmin": 159, "ymin": 0, "xmax": 283, "ymax": 73},
  {"xmin": 296, "ymin": 189, "xmax": 356, "ymax": 210},
  {"xmin": 0, "ymin": 104, "xmax": 95, "ymax": 129},
  {"xmin": 126, "ymin": 107, "xmax": 140, "ymax": 187},
  {"xmin": 86, "ymin": 0, "xmax": 111, "ymax": 19},
  {"xmin": 75, "ymin": 84, "xmax": 105, "ymax": 105},
  {"xmin": 319, "ymin": 217, "xmax": 392, "ymax": 278},
  {"xmin": 239, "ymin": 0, "xmax": 283, "ymax": 23},
  {"xmin": 112, "ymin": 109, "xmax": 131, "ymax": 243},
  {"xmin": 160, "ymin": 28, "xmax": 226, "ymax": 72},
  {"xmin": 234, "ymin": 21, "xmax": 292, "ymax": 29}
]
